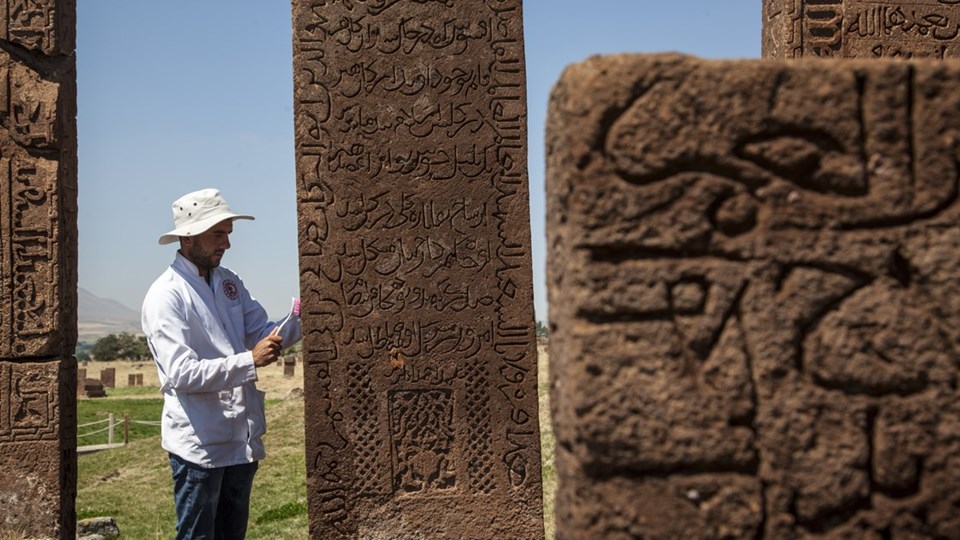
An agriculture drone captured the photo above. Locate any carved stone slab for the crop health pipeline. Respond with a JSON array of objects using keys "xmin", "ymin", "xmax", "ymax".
[
  {"xmin": 292, "ymin": 1, "xmax": 542, "ymax": 538},
  {"xmin": 0, "ymin": 1, "xmax": 77, "ymax": 538},
  {"xmin": 547, "ymin": 54, "xmax": 960, "ymax": 539},
  {"xmin": 0, "ymin": 15, "xmax": 77, "ymax": 360},
  {"xmin": 0, "ymin": 359, "xmax": 76, "ymax": 538},
  {"xmin": 763, "ymin": 0, "xmax": 960, "ymax": 59},
  {"xmin": 100, "ymin": 367, "xmax": 114, "ymax": 388}
]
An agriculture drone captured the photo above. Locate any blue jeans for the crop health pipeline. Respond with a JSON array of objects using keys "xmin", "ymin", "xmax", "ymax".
[{"xmin": 169, "ymin": 453, "xmax": 259, "ymax": 540}]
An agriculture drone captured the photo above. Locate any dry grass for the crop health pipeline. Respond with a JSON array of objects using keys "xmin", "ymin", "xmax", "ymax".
[
  {"xmin": 80, "ymin": 354, "xmax": 305, "ymax": 398},
  {"xmin": 539, "ymin": 344, "xmax": 557, "ymax": 540},
  {"xmin": 77, "ymin": 398, "xmax": 308, "ymax": 539}
]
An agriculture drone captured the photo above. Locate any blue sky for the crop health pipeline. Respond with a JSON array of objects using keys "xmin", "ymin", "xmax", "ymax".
[{"xmin": 76, "ymin": 1, "xmax": 760, "ymax": 319}]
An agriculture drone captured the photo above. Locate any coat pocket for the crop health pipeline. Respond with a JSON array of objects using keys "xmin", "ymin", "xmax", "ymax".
[{"xmin": 177, "ymin": 391, "xmax": 235, "ymax": 446}]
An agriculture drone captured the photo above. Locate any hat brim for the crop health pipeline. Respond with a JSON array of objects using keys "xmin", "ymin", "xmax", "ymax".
[{"xmin": 158, "ymin": 213, "xmax": 255, "ymax": 245}]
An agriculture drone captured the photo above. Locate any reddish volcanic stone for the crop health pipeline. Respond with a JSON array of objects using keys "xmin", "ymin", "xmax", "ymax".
[
  {"xmin": 292, "ymin": 0, "xmax": 543, "ymax": 538},
  {"xmin": 547, "ymin": 53, "xmax": 960, "ymax": 539}
]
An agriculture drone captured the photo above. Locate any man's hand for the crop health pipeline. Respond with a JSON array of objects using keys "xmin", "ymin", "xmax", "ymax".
[{"xmin": 252, "ymin": 332, "xmax": 283, "ymax": 367}]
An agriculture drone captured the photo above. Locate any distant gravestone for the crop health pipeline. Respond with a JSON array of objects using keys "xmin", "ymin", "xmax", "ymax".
[
  {"xmin": 292, "ymin": 0, "xmax": 543, "ymax": 537},
  {"xmin": 100, "ymin": 367, "xmax": 115, "ymax": 389},
  {"xmin": 763, "ymin": 0, "xmax": 960, "ymax": 59},
  {"xmin": 283, "ymin": 357, "xmax": 294, "ymax": 378},
  {"xmin": 547, "ymin": 54, "xmax": 960, "ymax": 539},
  {"xmin": 0, "ymin": 1, "xmax": 78, "ymax": 539},
  {"xmin": 81, "ymin": 378, "xmax": 106, "ymax": 399}
]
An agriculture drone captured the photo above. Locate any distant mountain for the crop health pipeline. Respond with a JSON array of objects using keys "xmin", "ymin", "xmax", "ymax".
[{"xmin": 77, "ymin": 287, "xmax": 142, "ymax": 344}]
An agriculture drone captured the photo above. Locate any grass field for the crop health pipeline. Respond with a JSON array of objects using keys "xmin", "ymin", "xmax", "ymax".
[
  {"xmin": 76, "ymin": 347, "xmax": 557, "ymax": 538},
  {"xmin": 77, "ymin": 397, "xmax": 309, "ymax": 539}
]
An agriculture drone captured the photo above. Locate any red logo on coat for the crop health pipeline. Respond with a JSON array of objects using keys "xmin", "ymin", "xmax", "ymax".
[{"xmin": 222, "ymin": 279, "xmax": 239, "ymax": 301}]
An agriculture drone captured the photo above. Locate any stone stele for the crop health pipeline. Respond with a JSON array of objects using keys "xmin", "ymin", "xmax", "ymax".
[
  {"xmin": 547, "ymin": 53, "xmax": 960, "ymax": 539},
  {"xmin": 0, "ymin": 1, "xmax": 78, "ymax": 539},
  {"xmin": 100, "ymin": 367, "xmax": 115, "ymax": 389},
  {"xmin": 763, "ymin": 0, "xmax": 960, "ymax": 59},
  {"xmin": 292, "ymin": 1, "xmax": 542, "ymax": 538}
]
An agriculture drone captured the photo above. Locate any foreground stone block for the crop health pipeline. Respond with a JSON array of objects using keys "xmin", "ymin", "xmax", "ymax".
[
  {"xmin": 547, "ymin": 53, "xmax": 960, "ymax": 539},
  {"xmin": 76, "ymin": 516, "xmax": 120, "ymax": 539},
  {"xmin": 292, "ymin": 1, "xmax": 542, "ymax": 537},
  {"xmin": 763, "ymin": 0, "xmax": 960, "ymax": 59}
]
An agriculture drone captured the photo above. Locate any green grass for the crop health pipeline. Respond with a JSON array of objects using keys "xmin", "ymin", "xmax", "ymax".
[
  {"xmin": 77, "ymin": 396, "xmax": 164, "ymax": 446},
  {"xmin": 539, "ymin": 348, "xmax": 557, "ymax": 540},
  {"xmin": 77, "ymin": 399, "xmax": 309, "ymax": 539}
]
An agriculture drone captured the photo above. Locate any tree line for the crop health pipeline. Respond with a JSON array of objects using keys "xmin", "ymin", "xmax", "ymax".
[{"xmin": 82, "ymin": 332, "xmax": 151, "ymax": 361}]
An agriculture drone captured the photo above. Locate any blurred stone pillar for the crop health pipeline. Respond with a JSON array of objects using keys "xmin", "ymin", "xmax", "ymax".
[
  {"xmin": 548, "ymin": 53, "xmax": 960, "ymax": 539},
  {"xmin": 0, "ymin": 1, "xmax": 78, "ymax": 538}
]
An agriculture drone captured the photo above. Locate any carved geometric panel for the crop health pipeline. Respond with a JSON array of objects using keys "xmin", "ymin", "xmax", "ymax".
[
  {"xmin": 547, "ymin": 54, "xmax": 960, "ymax": 539},
  {"xmin": 0, "ymin": 0, "xmax": 74, "ymax": 56},
  {"xmin": 292, "ymin": 1, "xmax": 543, "ymax": 538},
  {"xmin": 764, "ymin": 0, "xmax": 960, "ymax": 59},
  {"xmin": 0, "ymin": 359, "xmax": 76, "ymax": 539},
  {"xmin": 388, "ymin": 389, "xmax": 457, "ymax": 495},
  {"xmin": 0, "ymin": 361, "xmax": 60, "ymax": 441}
]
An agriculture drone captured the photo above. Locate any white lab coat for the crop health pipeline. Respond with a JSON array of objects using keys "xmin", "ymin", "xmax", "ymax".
[{"xmin": 141, "ymin": 252, "xmax": 301, "ymax": 467}]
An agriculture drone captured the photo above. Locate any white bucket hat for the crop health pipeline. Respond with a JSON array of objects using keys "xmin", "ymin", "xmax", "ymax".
[{"xmin": 158, "ymin": 188, "xmax": 254, "ymax": 245}]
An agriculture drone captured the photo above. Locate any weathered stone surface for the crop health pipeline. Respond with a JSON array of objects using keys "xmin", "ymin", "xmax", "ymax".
[
  {"xmin": 0, "ymin": 0, "xmax": 74, "ymax": 56},
  {"xmin": 292, "ymin": 1, "xmax": 542, "ymax": 537},
  {"xmin": 0, "ymin": 359, "xmax": 76, "ymax": 538},
  {"xmin": 763, "ymin": 0, "xmax": 960, "ymax": 59},
  {"xmin": 0, "ymin": 1, "xmax": 76, "ymax": 538},
  {"xmin": 76, "ymin": 516, "xmax": 120, "ymax": 539},
  {"xmin": 0, "ymin": 14, "xmax": 77, "ymax": 360},
  {"xmin": 547, "ymin": 54, "xmax": 960, "ymax": 539}
]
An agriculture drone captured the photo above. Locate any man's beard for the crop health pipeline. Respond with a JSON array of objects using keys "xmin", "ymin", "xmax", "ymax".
[{"xmin": 186, "ymin": 242, "xmax": 221, "ymax": 272}]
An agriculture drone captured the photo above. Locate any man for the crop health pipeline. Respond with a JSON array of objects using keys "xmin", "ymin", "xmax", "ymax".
[{"xmin": 141, "ymin": 188, "xmax": 301, "ymax": 539}]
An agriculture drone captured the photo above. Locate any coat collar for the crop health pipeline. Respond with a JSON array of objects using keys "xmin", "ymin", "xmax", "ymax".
[{"xmin": 170, "ymin": 252, "xmax": 238, "ymax": 353}]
